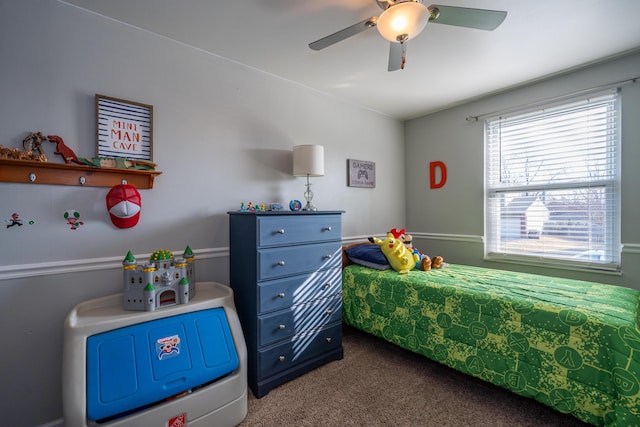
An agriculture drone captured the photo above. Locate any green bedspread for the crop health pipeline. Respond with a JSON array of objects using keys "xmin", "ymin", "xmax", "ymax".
[{"xmin": 342, "ymin": 264, "xmax": 640, "ymax": 426}]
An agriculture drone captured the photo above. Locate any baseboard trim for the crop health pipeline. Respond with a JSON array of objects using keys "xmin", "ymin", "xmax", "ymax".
[{"xmin": 37, "ymin": 418, "xmax": 63, "ymax": 427}]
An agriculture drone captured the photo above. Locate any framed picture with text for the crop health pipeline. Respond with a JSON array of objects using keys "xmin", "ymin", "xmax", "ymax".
[
  {"xmin": 96, "ymin": 94, "xmax": 153, "ymax": 161},
  {"xmin": 347, "ymin": 159, "xmax": 375, "ymax": 188}
]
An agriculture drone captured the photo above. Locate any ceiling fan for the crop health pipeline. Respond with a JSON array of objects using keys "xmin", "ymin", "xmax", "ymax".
[{"xmin": 309, "ymin": 0, "xmax": 507, "ymax": 71}]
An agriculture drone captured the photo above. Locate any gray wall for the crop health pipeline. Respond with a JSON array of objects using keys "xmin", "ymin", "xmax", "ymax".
[
  {"xmin": 2, "ymin": 1, "xmax": 639, "ymax": 425},
  {"xmin": 0, "ymin": 1, "xmax": 404, "ymax": 425},
  {"xmin": 405, "ymin": 51, "xmax": 640, "ymax": 288}
]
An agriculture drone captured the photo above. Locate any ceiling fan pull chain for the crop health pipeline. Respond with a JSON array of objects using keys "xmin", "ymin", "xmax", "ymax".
[{"xmin": 401, "ymin": 41, "xmax": 406, "ymax": 69}]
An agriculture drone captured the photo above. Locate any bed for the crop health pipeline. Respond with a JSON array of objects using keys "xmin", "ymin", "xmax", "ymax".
[{"xmin": 341, "ymin": 243, "xmax": 640, "ymax": 426}]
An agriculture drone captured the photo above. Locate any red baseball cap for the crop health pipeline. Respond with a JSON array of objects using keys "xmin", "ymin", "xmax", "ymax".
[{"xmin": 106, "ymin": 183, "xmax": 141, "ymax": 228}]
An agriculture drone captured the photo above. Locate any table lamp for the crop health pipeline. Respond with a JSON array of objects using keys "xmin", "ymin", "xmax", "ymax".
[{"xmin": 293, "ymin": 144, "xmax": 324, "ymax": 211}]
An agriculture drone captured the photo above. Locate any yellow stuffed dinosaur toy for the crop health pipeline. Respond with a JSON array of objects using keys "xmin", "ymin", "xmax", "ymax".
[{"xmin": 369, "ymin": 233, "xmax": 420, "ymax": 274}]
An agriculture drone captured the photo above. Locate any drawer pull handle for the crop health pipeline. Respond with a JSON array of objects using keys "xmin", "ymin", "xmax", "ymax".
[
  {"xmin": 326, "ymin": 309, "xmax": 333, "ymax": 315},
  {"xmin": 279, "ymin": 324, "xmax": 286, "ymax": 330},
  {"xmin": 324, "ymin": 254, "xmax": 332, "ymax": 259},
  {"xmin": 277, "ymin": 260, "xmax": 285, "ymax": 266},
  {"xmin": 326, "ymin": 337, "xmax": 332, "ymax": 343},
  {"xmin": 278, "ymin": 292, "xmax": 286, "ymax": 299},
  {"xmin": 279, "ymin": 356, "xmax": 286, "ymax": 362},
  {"xmin": 325, "ymin": 282, "xmax": 332, "ymax": 288},
  {"xmin": 277, "ymin": 228, "xmax": 285, "ymax": 234},
  {"xmin": 323, "ymin": 226, "xmax": 332, "ymax": 231}
]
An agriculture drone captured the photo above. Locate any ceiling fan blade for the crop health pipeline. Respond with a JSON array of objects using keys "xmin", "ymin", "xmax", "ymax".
[
  {"xmin": 388, "ymin": 42, "xmax": 404, "ymax": 72},
  {"xmin": 429, "ymin": 5, "xmax": 507, "ymax": 31},
  {"xmin": 309, "ymin": 17, "xmax": 377, "ymax": 51}
]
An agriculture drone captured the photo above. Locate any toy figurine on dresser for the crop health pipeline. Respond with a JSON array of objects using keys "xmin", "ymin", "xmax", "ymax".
[{"xmin": 122, "ymin": 246, "xmax": 196, "ymax": 311}]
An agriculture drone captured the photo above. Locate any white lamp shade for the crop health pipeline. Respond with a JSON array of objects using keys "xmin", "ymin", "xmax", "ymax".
[
  {"xmin": 293, "ymin": 145, "xmax": 324, "ymax": 177},
  {"xmin": 376, "ymin": 1, "xmax": 430, "ymax": 42}
]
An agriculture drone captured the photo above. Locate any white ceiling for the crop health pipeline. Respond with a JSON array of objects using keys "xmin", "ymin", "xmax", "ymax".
[{"xmin": 61, "ymin": 0, "xmax": 640, "ymax": 121}]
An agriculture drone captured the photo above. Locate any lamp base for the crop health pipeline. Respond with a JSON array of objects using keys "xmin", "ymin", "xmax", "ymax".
[{"xmin": 302, "ymin": 177, "xmax": 317, "ymax": 211}]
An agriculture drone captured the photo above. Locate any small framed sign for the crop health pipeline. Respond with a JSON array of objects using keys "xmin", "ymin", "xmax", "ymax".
[
  {"xmin": 96, "ymin": 94, "xmax": 153, "ymax": 161},
  {"xmin": 347, "ymin": 159, "xmax": 376, "ymax": 188}
]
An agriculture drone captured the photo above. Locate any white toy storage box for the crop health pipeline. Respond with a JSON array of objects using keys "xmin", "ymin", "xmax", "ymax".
[{"xmin": 63, "ymin": 282, "xmax": 247, "ymax": 427}]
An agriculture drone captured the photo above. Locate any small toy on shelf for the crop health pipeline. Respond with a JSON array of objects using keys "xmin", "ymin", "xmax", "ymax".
[
  {"xmin": 78, "ymin": 156, "xmax": 156, "ymax": 170},
  {"xmin": 48, "ymin": 135, "xmax": 83, "ymax": 165},
  {"xmin": 289, "ymin": 200, "xmax": 302, "ymax": 211},
  {"xmin": 22, "ymin": 132, "xmax": 48, "ymax": 161},
  {"xmin": 240, "ymin": 202, "xmax": 269, "ymax": 212},
  {"xmin": 0, "ymin": 131, "xmax": 48, "ymax": 161}
]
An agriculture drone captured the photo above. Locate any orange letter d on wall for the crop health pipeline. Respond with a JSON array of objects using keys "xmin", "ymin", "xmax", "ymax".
[{"xmin": 430, "ymin": 161, "xmax": 447, "ymax": 189}]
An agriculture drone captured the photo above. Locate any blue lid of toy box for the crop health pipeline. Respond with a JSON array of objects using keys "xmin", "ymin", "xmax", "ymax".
[{"xmin": 86, "ymin": 308, "xmax": 238, "ymax": 421}]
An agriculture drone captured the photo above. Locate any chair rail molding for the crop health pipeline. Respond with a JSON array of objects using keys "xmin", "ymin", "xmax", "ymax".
[{"xmin": 0, "ymin": 247, "xmax": 228, "ymax": 281}]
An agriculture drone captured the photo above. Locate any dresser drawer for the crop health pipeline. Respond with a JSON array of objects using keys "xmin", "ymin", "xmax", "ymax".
[
  {"xmin": 258, "ymin": 215, "xmax": 341, "ymax": 247},
  {"xmin": 258, "ymin": 241, "xmax": 340, "ymax": 280},
  {"xmin": 258, "ymin": 323, "xmax": 342, "ymax": 380},
  {"xmin": 258, "ymin": 296, "xmax": 342, "ymax": 347},
  {"xmin": 258, "ymin": 268, "xmax": 341, "ymax": 314}
]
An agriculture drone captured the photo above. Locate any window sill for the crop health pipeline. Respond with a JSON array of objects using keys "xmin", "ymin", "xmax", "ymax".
[{"xmin": 484, "ymin": 254, "xmax": 622, "ymax": 276}]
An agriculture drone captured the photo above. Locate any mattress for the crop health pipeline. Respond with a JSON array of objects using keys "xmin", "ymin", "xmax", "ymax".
[{"xmin": 342, "ymin": 263, "xmax": 640, "ymax": 426}]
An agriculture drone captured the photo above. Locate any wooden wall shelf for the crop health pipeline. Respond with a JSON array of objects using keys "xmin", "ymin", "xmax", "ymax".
[{"xmin": 0, "ymin": 159, "xmax": 161, "ymax": 189}]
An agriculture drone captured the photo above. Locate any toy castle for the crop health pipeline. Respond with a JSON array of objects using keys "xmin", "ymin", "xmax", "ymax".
[{"xmin": 122, "ymin": 246, "xmax": 196, "ymax": 311}]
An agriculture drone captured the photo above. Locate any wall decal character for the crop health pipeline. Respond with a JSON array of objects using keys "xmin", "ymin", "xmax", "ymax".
[
  {"xmin": 5, "ymin": 213, "xmax": 23, "ymax": 228},
  {"xmin": 64, "ymin": 209, "xmax": 84, "ymax": 230}
]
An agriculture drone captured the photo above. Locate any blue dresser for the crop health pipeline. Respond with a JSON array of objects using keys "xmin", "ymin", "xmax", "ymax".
[{"xmin": 228, "ymin": 211, "xmax": 343, "ymax": 397}]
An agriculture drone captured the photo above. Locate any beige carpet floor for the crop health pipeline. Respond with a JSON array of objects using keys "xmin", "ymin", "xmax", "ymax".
[{"xmin": 238, "ymin": 325, "xmax": 590, "ymax": 426}]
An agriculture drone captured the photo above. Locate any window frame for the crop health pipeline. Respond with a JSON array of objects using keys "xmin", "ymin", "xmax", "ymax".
[{"xmin": 484, "ymin": 89, "xmax": 621, "ymax": 272}]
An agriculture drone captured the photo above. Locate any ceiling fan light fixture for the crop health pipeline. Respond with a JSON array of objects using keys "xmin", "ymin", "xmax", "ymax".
[{"xmin": 376, "ymin": 1, "xmax": 430, "ymax": 42}]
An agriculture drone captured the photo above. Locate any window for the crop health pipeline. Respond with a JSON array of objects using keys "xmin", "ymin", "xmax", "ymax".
[{"xmin": 485, "ymin": 90, "xmax": 620, "ymax": 271}]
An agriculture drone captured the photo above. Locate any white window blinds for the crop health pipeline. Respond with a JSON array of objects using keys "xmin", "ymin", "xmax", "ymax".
[{"xmin": 485, "ymin": 89, "xmax": 620, "ymax": 270}]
